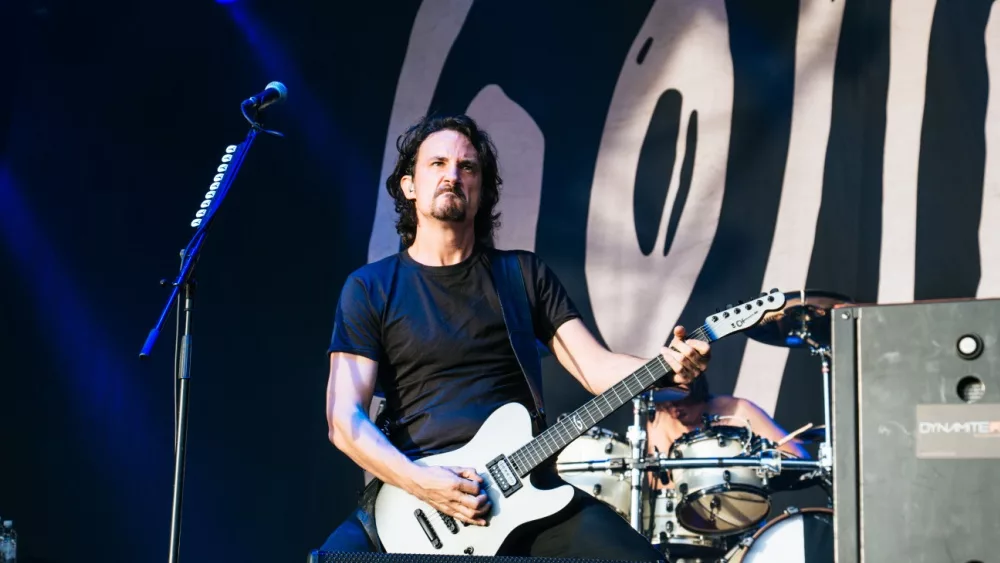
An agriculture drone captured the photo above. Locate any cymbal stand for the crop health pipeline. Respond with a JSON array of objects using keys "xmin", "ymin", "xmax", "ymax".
[
  {"xmin": 813, "ymin": 345, "xmax": 833, "ymax": 470},
  {"xmin": 625, "ymin": 394, "xmax": 649, "ymax": 531},
  {"xmin": 798, "ymin": 327, "xmax": 833, "ymax": 471}
]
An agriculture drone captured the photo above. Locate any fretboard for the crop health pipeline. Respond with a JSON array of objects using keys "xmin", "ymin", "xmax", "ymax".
[{"xmin": 508, "ymin": 324, "xmax": 712, "ymax": 477}]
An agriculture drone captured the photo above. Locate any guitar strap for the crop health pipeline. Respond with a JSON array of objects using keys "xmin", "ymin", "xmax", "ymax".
[
  {"xmin": 354, "ymin": 248, "xmax": 546, "ymax": 552},
  {"xmin": 487, "ymin": 248, "xmax": 548, "ymax": 430}
]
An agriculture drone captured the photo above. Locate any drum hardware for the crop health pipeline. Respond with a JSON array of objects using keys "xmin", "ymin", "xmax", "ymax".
[
  {"xmin": 753, "ymin": 449, "xmax": 781, "ymax": 487},
  {"xmin": 814, "ymin": 344, "xmax": 833, "ymax": 470},
  {"xmin": 745, "ymin": 289, "xmax": 853, "ymax": 473},
  {"xmin": 626, "ymin": 394, "xmax": 648, "ymax": 530}
]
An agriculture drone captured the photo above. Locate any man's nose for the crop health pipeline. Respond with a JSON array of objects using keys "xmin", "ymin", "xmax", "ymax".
[{"xmin": 443, "ymin": 163, "xmax": 460, "ymax": 182}]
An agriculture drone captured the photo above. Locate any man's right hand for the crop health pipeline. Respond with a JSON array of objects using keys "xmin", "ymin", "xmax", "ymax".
[{"xmin": 407, "ymin": 465, "xmax": 492, "ymax": 526}]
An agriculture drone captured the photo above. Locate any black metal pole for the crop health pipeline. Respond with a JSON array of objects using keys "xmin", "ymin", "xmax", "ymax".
[{"xmin": 168, "ymin": 279, "xmax": 195, "ymax": 563}]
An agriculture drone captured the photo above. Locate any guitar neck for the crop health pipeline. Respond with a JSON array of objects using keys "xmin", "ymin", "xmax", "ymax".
[{"xmin": 508, "ymin": 323, "xmax": 713, "ymax": 477}]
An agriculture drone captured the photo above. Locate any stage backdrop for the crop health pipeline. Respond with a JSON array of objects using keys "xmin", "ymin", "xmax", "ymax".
[{"xmin": 1, "ymin": 1, "xmax": 997, "ymax": 562}]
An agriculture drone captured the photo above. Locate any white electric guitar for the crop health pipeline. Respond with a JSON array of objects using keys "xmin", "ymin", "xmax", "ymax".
[{"xmin": 373, "ymin": 290, "xmax": 787, "ymax": 555}]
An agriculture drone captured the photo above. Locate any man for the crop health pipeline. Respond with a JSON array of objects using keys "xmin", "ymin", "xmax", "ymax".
[
  {"xmin": 646, "ymin": 376, "xmax": 808, "ymax": 470},
  {"xmin": 319, "ymin": 114, "xmax": 711, "ymax": 559}
]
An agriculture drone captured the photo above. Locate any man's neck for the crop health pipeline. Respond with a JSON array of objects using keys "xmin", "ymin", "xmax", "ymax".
[{"xmin": 407, "ymin": 224, "xmax": 477, "ymax": 266}]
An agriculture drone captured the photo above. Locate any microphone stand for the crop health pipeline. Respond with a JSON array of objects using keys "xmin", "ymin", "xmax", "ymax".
[{"xmin": 138, "ymin": 102, "xmax": 283, "ymax": 563}]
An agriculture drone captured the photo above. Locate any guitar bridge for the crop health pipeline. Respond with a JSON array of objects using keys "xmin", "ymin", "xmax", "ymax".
[
  {"xmin": 486, "ymin": 455, "xmax": 522, "ymax": 498},
  {"xmin": 413, "ymin": 509, "xmax": 442, "ymax": 549}
]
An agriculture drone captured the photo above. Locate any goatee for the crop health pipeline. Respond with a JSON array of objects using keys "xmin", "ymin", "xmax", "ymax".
[
  {"xmin": 431, "ymin": 199, "xmax": 467, "ymax": 222},
  {"xmin": 431, "ymin": 189, "xmax": 467, "ymax": 222}
]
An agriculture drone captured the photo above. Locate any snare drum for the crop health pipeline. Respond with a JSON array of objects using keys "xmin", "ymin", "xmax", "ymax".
[
  {"xmin": 556, "ymin": 427, "xmax": 631, "ymax": 517},
  {"xmin": 726, "ymin": 507, "xmax": 833, "ymax": 563},
  {"xmin": 668, "ymin": 425, "xmax": 770, "ymax": 535},
  {"xmin": 644, "ymin": 488, "xmax": 728, "ymax": 558}
]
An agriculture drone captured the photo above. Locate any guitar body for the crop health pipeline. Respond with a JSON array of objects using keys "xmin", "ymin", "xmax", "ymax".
[{"xmin": 374, "ymin": 403, "xmax": 575, "ymax": 555}]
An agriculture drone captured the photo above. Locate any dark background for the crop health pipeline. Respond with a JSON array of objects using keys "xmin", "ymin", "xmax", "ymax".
[{"xmin": 0, "ymin": 0, "xmax": 991, "ymax": 561}]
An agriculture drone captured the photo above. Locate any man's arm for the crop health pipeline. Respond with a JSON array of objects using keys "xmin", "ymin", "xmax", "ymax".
[
  {"xmin": 326, "ymin": 352, "xmax": 490, "ymax": 525},
  {"xmin": 326, "ymin": 352, "xmax": 417, "ymax": 489},
  {"xmin": 548, "ymin": 319, "xmax": 709, "ymax": 395},
  {"xmin": 729, "ymin": 397, "xmax": 810, "ymax": 459}
]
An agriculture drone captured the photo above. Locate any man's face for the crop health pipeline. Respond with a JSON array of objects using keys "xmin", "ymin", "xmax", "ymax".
[{"xmin": 401, "ymin": 129, "xmax": 482, "ymax": 225}]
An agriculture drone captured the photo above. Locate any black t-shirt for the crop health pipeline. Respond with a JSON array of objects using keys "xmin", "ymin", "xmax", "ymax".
[{"xmin": 328, "ymin": 247, "xmax": 580, "ymax": 459}]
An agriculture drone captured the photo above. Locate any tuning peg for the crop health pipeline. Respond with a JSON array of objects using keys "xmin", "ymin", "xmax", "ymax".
[
  {"xmin": 726, "ymin": 304, "xmax": 733, "ymax": 309},
  {"xmin": 738, "ymin": 300, "xmax": 744, "ymax": 305},
  {"xmin": 759, "ymin": 292, "xmax": 768, "ymax": 297},
  {"xmin": 769, "ymin": 288, "xmax": 780, "ymax": 293}
]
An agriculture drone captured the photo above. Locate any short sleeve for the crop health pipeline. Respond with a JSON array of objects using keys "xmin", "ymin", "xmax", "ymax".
[
  {"xmin": 328, "ymin": 274, "xmax": 383, "ymax": 362},
  {"xmin": 519, "ymin": 253, "xmax": 581, "ymax": 344}
]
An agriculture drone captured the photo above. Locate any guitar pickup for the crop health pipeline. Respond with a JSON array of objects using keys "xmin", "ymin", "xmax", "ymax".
[
  {"xmin": 438, "ymin": 512, "xmax": 459, "ymax": 534},
  {"xmin": 486, "ymin": 455, "xmax": 522, "ymax": 498},
  {"xmin": 413, "ymin": 509, "xmax": 442, "ymax": 549}
]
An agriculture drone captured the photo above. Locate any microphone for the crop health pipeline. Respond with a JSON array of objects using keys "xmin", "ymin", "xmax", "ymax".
[{"xmin": 241, "ymin": 81, "xmax": 287, "ymax": 111}]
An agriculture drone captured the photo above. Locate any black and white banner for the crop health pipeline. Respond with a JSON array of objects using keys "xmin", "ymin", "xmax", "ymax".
[{"xmin": 365, "ymin": 0, "xmax": 999, "ymax": 427}]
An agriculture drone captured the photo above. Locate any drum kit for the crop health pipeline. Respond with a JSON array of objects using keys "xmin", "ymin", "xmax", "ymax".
[{"xmin": 555, "ymin": 290, "xmax": 849, "ymax": 563}]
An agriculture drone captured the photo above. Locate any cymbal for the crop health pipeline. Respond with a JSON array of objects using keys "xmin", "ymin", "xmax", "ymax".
[
  {"xmin": 743, "ymin": 289, "xmax": 853, "ymax": 349},
  {"xmin": 796, "ymin": 426, "xmax": 826, "ymax": 443}
]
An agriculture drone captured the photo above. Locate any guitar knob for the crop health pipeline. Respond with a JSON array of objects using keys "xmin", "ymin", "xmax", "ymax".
[
  {"xmin": 770, "ymin": 287, "xmax": 780, "ymax": 293},
  {"xmin": 759, "ymin": 291, "xmax": 768, "ymax": 297},
  {"xmin": 464, "ymin": 547, "xmax": 475, "ymax": 555},
  {"xmin": 593, "ymin": 484, "xmax": 603, "ymax": 496}
]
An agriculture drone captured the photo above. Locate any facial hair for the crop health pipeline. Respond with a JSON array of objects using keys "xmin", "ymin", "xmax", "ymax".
[{"xmin": 430, "ymin": 185, "xmax": 467, "ymax": 222}]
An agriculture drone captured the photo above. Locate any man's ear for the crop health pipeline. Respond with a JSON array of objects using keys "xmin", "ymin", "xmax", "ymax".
[{"xmin": 401, "ymin": 175, "xmax": 415, "ymax": 200}]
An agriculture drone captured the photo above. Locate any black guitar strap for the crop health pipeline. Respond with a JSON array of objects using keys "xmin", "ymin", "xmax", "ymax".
[{"xmin": 487, "ymin": 248, "xmax": 548, "ymax": 430}]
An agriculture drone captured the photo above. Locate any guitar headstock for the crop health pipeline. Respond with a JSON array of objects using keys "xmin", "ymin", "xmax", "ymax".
[{"xmin": 703, "ymin": 289, "xmax": 787, "ymax": 341}]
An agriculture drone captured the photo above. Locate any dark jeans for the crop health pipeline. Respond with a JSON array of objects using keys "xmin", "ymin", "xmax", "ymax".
[{"xmin": 319, "ymin": 486, "xmax": 663, "ymax": 560}]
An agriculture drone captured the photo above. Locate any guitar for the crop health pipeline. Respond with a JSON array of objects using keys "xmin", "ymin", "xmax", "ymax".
[{"xmin": 373, "ymin": 290, "xmax": 787, "ymax": 555}]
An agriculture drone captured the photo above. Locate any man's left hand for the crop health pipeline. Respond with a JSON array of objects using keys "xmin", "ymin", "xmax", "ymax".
[{"xmin": 660, "ymin": 325, "xmax": 711, "ymax": 385}]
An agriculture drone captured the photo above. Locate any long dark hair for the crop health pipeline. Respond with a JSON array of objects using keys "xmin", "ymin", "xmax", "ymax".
[{"xmin": 386, "ymin": 114, "xmax": 502, "ymax": 248}]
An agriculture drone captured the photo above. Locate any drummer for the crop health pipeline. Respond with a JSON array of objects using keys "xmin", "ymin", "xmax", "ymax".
[{"xmin": 646, "ymin": 374, "xmax": 808, "ymax": 488}]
